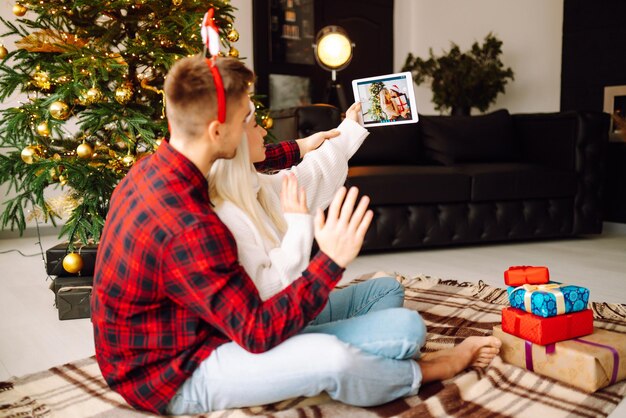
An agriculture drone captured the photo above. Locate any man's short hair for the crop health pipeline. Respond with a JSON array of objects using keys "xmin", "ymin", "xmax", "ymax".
[{"xmin": 164, "ymin": 55, "xmax": 254, "ymax": 139}]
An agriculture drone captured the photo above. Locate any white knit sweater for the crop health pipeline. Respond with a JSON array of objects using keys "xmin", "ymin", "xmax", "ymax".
[{"xmin": 215, "ymin": 118, "xmax": 369, "ymax": 300}]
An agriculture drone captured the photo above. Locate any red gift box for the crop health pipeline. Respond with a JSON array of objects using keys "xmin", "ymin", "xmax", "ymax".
[
  {"xmin": 504, "ymin": 266, "xmax": 550, "ymax": 286},
  {"xmin": 501, "ymin": 307, "xmax": 594, "ymax": 345}
]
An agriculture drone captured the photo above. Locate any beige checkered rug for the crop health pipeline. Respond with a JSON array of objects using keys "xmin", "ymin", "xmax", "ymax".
[{"xmin": 1, "ymin": 274, "xmax": 625, "ymax": 418}]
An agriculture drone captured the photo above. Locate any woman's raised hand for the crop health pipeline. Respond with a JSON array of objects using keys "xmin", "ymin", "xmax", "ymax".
[{"xmin": 280, "ymin": 172, "xmax": 309, "ymax": 214}]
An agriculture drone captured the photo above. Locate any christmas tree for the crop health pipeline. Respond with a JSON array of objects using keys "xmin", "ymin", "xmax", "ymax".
[{"xmin": 0, "ymin": 0, "xmax": 272, "ymax": 251}]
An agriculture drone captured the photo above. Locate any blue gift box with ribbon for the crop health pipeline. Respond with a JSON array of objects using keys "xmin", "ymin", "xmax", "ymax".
[{"xmin": 507, "ymin": 281, "xmax": 589, "ymax": 318}]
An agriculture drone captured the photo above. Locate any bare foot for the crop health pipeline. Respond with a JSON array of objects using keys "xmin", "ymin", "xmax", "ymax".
[{"xmin": 418, "ymin": 336, "xmax": 501, "ymax": 382}]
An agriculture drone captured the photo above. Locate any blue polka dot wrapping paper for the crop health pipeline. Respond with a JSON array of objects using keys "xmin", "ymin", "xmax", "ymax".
[{"xmin": 507, "ymin": 282, "xmax": 590, "ymax": 318}]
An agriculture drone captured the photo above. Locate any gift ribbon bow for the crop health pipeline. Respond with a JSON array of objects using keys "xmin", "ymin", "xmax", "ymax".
[
  {"xmin": 512, "ymin": 283, "xmax": 565, "ymax": 315},
  {"xmin": 524, "ymin": 338, "xmax": 619, "ymax": 386},
  {"xmin": 200, "ymin": 8, "xmax": 226, "ymax": 123}
]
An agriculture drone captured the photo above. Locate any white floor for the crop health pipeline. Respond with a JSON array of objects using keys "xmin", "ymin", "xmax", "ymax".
[{"xmin": 1, "ymin": 223, "xmax": 625, "ymax": 416}]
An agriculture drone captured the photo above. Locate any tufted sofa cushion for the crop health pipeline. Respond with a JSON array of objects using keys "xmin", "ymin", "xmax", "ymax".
[
  {"xmin": 346, "ymin": 165, "xmax": 470, "ymax": 205},
  {"xmin": 420, "ymin": 109, "xmax": 519, "ymax": 165},
  {"xmin": 350, "ymin": 123, "xmax": 423, "ymax": 166},
  {"xmin": 454, "ymin": 163, "xmax": 578, "ymax": 201}
]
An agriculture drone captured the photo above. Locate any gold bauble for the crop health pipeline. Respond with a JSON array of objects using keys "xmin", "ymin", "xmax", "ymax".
[
  {"xmin": 172, "ymin": 0, "xmax": 182, "ymax": 5},
  {"xmin": 86, "ymin": 87, "xmax": 103, "ymax": 104},
  {"xmin": 21, "ymin": 145, "xmax": 42, "ymax": 164},
  {"xmin": 62, "ymin": 253, "xmax": 83, "ymax": 273},
  {"xmin": 227, "ymin": 28, "xmax": 240, "ymax": 43},
  {"xmin": 114, "ymin": 85, "xmax": 133, "ymax": 104},
  {"xmin": 227, "ymin": 46, "xmax": 239, "ymax": 58},
  {"xmin": 32, "ymin": 71, "xmax": 51, "ymax": 90},
  {"xmin": 36, "ymin": 121, "xmax": 50, "ymax": 137},
  {"xmin": 49, "ymin": 101, "xmax": 70, "ymax": 120},
  {"xmin": 262, "ymin": 116, "xmax": 274, "ymax": 130},
  {"xmin": 0, "ymin": 44, "xmax": 7, "ymax": 60},
  {"xmin": 121, "ymin": 154, "xmax": 136, "ymax": 167},
  {"xmin": 13, "ymin": 3, "xmax": 27, "ymax": 16},
  {"xmin": 76, "ymin": 143, "xmax": 94, "ymax": 159}
]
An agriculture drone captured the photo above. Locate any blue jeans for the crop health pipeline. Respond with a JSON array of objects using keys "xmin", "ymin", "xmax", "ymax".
[{"xmin": 166, "ymin": 277, "xmax": 427, "ymax": 415}]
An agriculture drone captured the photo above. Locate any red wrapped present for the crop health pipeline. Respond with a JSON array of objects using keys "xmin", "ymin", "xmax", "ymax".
[
  {"xmin": 504, "ymin": 266, "xmax": 550, "ymax": 286},
  {"xmin": 501, "ymin": 307, "xmax": 593, "ymax": 345}
]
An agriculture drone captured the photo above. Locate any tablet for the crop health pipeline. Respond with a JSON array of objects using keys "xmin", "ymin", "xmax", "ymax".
[{"xmin": 352, "ymin": 71, "xmax": 418, "ymax": 127}]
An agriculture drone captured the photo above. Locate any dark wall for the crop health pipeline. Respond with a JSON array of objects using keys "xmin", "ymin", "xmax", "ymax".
[
  {"xmin": 253, "ymin": 0, "xmax": 393, "ymax": 107},
  {"xmin": 561, "ymin": 0, "xmax": 626, "ymax": 111}
]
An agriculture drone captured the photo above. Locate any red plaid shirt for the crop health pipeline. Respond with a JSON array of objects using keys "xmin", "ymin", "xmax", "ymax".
[{"xmin": 92, "ymin": 140, "xmax": 343, "ymax": 414}]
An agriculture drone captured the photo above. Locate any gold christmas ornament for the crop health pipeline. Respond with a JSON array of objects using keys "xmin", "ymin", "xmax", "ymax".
[
  {"xmin": 21, "ymin": 145, "xmax": 42, "ymax": 164},
  {"xmin": 58, "ymin": 174, "xmax": 68, "ymax": 186},
  {"xmin": 0, "ymin": 44, "xmax": 7, "ymax": 60},
  {"xmin": 32, "ymin": 71, "xmax": 51, "ymax": 90},
  {"xmin": 36, "ymin": 121, "xmax": 50, "ymax": 137},
  {"xmin": 62, "ymin": 252, "xmax": 83, "ymax": 273},
  {"xmin": 13, "ymin": 3, "xmax": 27, "ymax": 16},
  {"xmin": 172, "ymin": 0, "xmax": 182, "ymax": 6},
  {"xmin": 76, "ymin": 143, "xmax": 94, "ymax": 159},
  {"xmin": 114, "ymin": 84, "xmax": 133, "ymax": 104},
  {"xmin": 121, "ymin": 154, "xmax": 136, "ymax": 167},
  {"xmin": 262, "ymin": 116, "xmax": 274, "ymax": 130},
  {"xmin": 228, "ymin": 46, "xmax": 239, "ymax": 58},
  {"xmin": 86, "ymin": 87, "xmax": 103, "ymax": 104},
  {"xmin": 49, "ymin": 101, "xmax": 70, "ymax": 120},
  {"xmin": 227, "ymin": 28, "xmax": 240, "ymax": 43}
]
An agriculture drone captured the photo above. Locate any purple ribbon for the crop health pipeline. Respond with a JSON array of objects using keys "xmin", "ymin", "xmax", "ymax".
[
  {"xmin": 525, "ymin": 341, "xmax": 534, "ymax": 371},
  {"xmin": 524, "ymin": 343, "xmax": 559, "ymax": 372},
  {"xmin": 573, "ymin": 338, "xmax": 620, "ymax": 385}
]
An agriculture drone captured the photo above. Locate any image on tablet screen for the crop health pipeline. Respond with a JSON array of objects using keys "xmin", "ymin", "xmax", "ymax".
[{"xmin": 355, "ymin": 73, "xmax": 414, "ymax": 126}]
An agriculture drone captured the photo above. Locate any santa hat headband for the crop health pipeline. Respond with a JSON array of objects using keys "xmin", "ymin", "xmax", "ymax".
[{"xmin": 201, "ymin": 8, "xmax": 226, "ymax": 123}]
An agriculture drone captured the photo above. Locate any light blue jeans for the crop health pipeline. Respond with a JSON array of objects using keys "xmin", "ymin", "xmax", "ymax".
[{"xmin": 166, "ymin": 277, "xmax": 427, "ymax": 415}]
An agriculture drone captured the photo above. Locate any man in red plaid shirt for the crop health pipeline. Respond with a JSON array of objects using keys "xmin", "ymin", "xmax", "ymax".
[{"xmin": 93, "ymin": 56, "xmax": 501, "ymax": 415}]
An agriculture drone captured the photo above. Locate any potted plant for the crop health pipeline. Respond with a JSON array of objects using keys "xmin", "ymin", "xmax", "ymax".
[{"xmin": 402, "ymin": 33, "xmax": 514, "ymax": 116}]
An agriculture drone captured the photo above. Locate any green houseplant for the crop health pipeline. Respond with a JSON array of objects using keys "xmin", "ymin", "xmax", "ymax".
[{"xmin": 402, "ymin": 33, "xmax": 514, "ymax": 116}]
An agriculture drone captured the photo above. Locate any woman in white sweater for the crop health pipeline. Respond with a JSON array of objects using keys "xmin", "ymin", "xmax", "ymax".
[{"xmin": 209, "ymin": 101, "xmax": 427, "ymax": 360}]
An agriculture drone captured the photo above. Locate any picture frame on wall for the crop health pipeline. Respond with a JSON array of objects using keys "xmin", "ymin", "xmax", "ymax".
[{"xmin": 604, "ymin": 85, "xmax": 626, "ymax": 140}]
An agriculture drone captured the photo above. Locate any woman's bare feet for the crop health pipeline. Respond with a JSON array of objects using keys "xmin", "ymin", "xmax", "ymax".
[{"xmin": 418, "ymin": 336, "xmax": 501, "ymax": 382}]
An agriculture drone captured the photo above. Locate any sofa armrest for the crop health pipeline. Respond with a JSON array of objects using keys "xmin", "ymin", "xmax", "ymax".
[{"xmin": 513, "ymin": 111, "xmax": 610, "ymax": 233}]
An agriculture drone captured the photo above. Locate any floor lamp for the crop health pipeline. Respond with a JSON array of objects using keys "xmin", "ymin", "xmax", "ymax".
[{"xmin": 313, "ymin": 25, "xmax": 354, "ymax": 112}]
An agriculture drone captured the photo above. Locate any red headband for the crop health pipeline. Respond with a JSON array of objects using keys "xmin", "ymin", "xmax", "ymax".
[{"xmin": 202, "ymin": 8, "xmax": 226, "ymax": 123}]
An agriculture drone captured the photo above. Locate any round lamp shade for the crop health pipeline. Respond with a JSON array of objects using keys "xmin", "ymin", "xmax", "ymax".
[{"xmin": 314, "ymin": 26, "xmax": 353, "ymax": 71}]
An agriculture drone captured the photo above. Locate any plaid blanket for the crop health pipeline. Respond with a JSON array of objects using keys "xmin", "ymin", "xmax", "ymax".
[{"xmin": 1, "ymin": 275, "xmax": 625, "ymax": 418}]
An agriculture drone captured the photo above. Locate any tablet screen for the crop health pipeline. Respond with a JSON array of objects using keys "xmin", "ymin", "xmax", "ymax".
[{"xmin": 352, "ymin": 72, "xmax": 418, "ymax": 127}]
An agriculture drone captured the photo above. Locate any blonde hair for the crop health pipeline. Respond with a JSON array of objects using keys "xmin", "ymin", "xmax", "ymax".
[
  {"xmin": 164, "ymin": 55, "xmax": 254, "ymax": 139},
  {"xmin": 209, "ymin": 133, "xmax": 287, "ymax": 246}
]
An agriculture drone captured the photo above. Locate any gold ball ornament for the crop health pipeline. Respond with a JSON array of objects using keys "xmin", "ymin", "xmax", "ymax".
[
  {"xmin": 227, "ymin": 28, "xmax": 240, "ymax": 43},
  {"xmin": 76, "ymin": 143, "xmax": 94, "ymax": 159},
  {"xmin": 227, "ymin": 46, "xmax": 239, "ymax": 58},
  {"xmin": 62, "ymin": 253, "xmax": 83, "ymax": 273},
  {"xmin": 262, "ymin": 116, "xmax": 274, "ymax": 130},
  {"xmin": 32, "ymin": 71, "xmax": 51, "ymax": 90},
  {"xmin": 114, "ymin": 85, "xmax": 133, "ymax": 104},
  {"xmin": 172, "ymin": 0, "xmax": 182, "ymax": 5},
  {"xmin": 86, "ymin": 87, "xmax": 103, "ymax": 104},
  {"xmin": 0, "ymin": 44, "xmax": 8, "ymax": 60},
  {"xmin": 21, "ymin": 145, "xmax": 42, "ymax": 164},
  {"xmin": 12, "ymin": 3, "xmax": 27, "ymax": 16},
  {"xmin": 49, "ymin": 101, "xmax": 70, "ymax": 120},
  {"xmin": 121, "ymin": 154, "xmax": 136, "ymax": 167},
  {"xmin": 36, "ymin": 121, "xmax": 50, "ymax": 137}
]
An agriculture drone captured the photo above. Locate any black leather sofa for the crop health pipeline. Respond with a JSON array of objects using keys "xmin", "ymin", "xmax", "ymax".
[{"xmin": 270, "ymin": 105, "xmax": 610, "ymax": 252}]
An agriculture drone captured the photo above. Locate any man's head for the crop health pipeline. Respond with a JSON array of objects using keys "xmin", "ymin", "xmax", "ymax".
[{"xmin": 164, "ymin": 55, "xmax": 254, "ymax": 158}]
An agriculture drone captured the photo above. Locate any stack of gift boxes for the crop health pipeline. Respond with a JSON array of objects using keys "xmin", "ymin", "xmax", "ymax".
[
  {"xmin": 493, "ymin": 266, "xmax": 626, "ymax": 392},
  {"xmin": 46, "ymin": 243, "xmax": 97, "ymax": 321}
]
